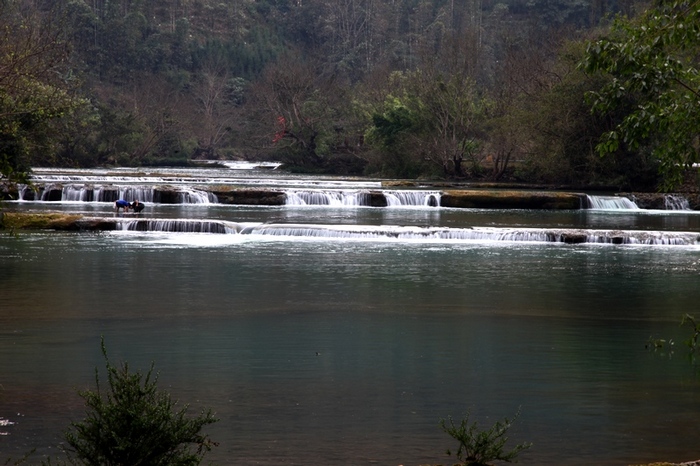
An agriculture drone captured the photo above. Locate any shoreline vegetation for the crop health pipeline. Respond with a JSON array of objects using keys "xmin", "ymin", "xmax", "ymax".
[{"xmin": 3, "ymin": 0, "xmax": 700, "ymax": 206}]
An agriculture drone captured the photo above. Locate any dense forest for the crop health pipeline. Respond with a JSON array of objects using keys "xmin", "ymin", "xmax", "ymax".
[{"xmin": 1, "ymin": 0, "xmax": 699, "ymax": 190}]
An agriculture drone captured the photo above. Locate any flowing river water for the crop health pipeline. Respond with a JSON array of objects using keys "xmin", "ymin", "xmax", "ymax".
[{"xmin": 2, "ymin": 165, "xmax": 700, "ymax": 465}]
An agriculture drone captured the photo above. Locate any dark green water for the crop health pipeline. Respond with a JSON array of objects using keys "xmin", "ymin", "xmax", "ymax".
[
  {"xmin": 2, "ymin": 219, "xmax": 700, "ymax": 465},
  {"xmin": 3, "ymin": 166, "xmax": 700, "ymax": 466}
]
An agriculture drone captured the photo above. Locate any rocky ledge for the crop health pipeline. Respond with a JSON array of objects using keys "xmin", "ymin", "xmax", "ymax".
[
  {"xmin": 0, "ymin": 212, "xmax": 120, "ymax": 231},
  {"xmin": 4, "ymin": 180, "xmax": 700, "ymax": 210},
  {"xmin": 441, "ymin": 190, "xmax": 585, "ymax": 209}
]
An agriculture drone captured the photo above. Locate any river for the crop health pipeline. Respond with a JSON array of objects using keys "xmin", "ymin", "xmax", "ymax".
[{"xmin": 1, "ymin": 165, "xmax": 700, "ymax": 465}]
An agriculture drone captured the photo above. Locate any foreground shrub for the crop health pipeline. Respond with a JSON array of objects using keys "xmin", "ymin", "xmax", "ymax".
[
  {"xmin": 440, "ymin": 409, "xmax": 532, "ymax": 466},
  {"xmin": 60, "ymin": 339, "xmax": 218, "ymax": 465}
]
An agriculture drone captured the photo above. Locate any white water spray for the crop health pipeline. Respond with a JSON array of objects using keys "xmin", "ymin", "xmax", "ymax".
[{"xmin": 586, "ymin": 195, "xmax": 639, "ymax": 210}]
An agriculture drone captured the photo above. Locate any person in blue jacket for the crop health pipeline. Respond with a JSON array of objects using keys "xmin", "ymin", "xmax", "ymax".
[{"xmin": 115, "ymin": 199, "xmax": 130, "ymax": 212}]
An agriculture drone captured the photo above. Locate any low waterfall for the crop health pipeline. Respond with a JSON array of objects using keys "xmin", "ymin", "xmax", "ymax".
[
  {"xmin": 285, "ymin": 190, "xmax": 370, "ymax": 206},
  {"xmin": 242, "ymin": 224, "xmax": 699, "ymax": 245},
  {"xmin": 586, "ymin": 195, "xmax": 639, "ymax": 210},
  {"xmin": 384, "ymin": 190, "xmax": 441, "ymax": 207},
  {"xmin": 27, "ymin": 184, "xmax": 216, "ymax": 204},
  {"xmin": 245, "ymin": 224, "xmax": 560, "ymax": 242},
  {"xmin": 284, "ymin": 189, "xmax": 440, "ymax": 207},
  {"xmin": 118, "ymin": 219, "xmax": 241, "ymax": 233},
  {"xmin": 664, "ymin": 194, "xmax": 690, "ymax": 210},
  {"xmin": 176, "ymin": 189, "xmax": 218, "ymax": 204},
  {"xmin": 103, "ymin": 217, "xmax": 700, "ymax": 245},
  {"xmin": 117, "ymin": 187, "xmax": 156, "ymax": 203}
]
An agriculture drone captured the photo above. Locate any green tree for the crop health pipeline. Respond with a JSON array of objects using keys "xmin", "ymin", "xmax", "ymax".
[
  {"xmin": 365, "ymin": 92, "xmax": 424, "ymax": 177},
  {"xmin": 0, "ymin": 1, "xmax": 74, "ymax": 181},
  {"xmin": 517, "ymin": 40, "xmax": 660, "ymax": 189},
  {"xmin": 580, "ymin": 0, "xmax": 700, "ymax": 190},
  {"xmin": 364, "ymin": 66, "xmax": 487, "ymax": 179},
  {"xmin": 61, "ymin": 339, "xmax": 218, "ymax": 466},
  {"xmin": 407, "ymin": 70, "xmax": 487, "ymax": 178}
]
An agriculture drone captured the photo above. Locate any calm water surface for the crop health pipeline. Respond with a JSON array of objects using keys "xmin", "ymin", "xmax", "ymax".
[{"xmin": 2, "ymin": 170, "xmax": 700, "ymax": 465}]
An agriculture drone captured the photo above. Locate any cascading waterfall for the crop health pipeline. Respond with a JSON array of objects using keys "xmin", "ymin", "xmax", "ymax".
[
  {"xmin": 245, "ymin": 224, "xmax": 557, "ymax": 242},
  {"xmin": 284, "ymin": 190, "xmax": 369, "ymax": 206},
  {"xmin": 176, "ymin": 189, "xmax": 218, "ymax": 204},
  {"xmin": 98, "ymin": 216, "xmax": 700, "ymax": 245},
  {"xmin": 235, "ymin": 223, "xmax": 699, "ymax": 245},
  {"xmin": 28, "ymin": 184, "xmax": 216, "ymax": 204},
  {"xmin": 664, "ymin": 194, "xmax": 690, "ymax": 210},
  {"xmin": 586, "ymin": 195, "xmax": 639, "ymax": 210},
  {"xmin": 118, "ymin": 187, "xmax": 156, "ymax": 202},
  {"xmin": 61, "ymin": 185, "xmax": 92, "ymax": 201},
  {"xmin": 384, "ymin": 190, "xmax": 441, "ymax": 207},
  {"xmin": 284, "ymin": 189, "xmax": 440, "ymax": 206},
  {"xmin": 118, "ymin": 219, "xmax": 242, "ymax": 233}
]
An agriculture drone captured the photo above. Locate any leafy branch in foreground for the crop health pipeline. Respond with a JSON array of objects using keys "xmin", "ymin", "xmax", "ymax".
[
  {"xmin": 440, "ymin": 408, "xmax": 532, "ymax": 466},
  {"xmin": 59, "ymin": 338, "xmax": 218, "ymax": 466},
  {"xmin": 580, "ymin": 0, "xmax": 700, "ymax": 191}
]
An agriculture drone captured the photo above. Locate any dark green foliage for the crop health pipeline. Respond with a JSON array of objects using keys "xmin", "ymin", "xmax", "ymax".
[
  {"xmin": 509, "ymin": 37, "xmax": 662, "ymax": 190},
  {"xmin": 370, "ymin": 104, "xmax": 417, "ymax": 149},
  {"xmin": 2, "ymin": 0, "xmax": 664, "ymax": 184},
  {"xmin": 0, "ymin": 1, "xmax": 74, "ymax": 180},
  {"xmin": 365, "ymin": 99, "xmax": 427, "ymax": 178},
  {"xmin": 440, "ymin": 409, "xmax": 532, "ymax": 466},
  {"xmin": 61, "ymin": 340, "xmax": 218, "ymax": 466},
  {"xmin": 581, "ymin": 0, "xmax": 700, "ymax": 191}
]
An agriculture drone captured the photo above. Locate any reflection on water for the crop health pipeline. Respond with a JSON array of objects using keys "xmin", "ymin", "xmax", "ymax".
[{"xmin": 2, "ymin": 167, "xmax": 700, "ymax": 465}]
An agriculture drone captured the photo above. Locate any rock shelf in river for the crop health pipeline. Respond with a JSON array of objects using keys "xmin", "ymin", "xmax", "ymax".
[
  {"xmin": 2, "ymin": 213, "xmax": 698, "ymax": 246},
  {"xmin": 4, "ymin": 180, "xmax": 700, "ymax": 210}
]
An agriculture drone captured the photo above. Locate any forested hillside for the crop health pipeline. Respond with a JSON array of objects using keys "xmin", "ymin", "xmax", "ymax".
[{"xmin": 2, "ymin": 0, "xmax": 698, "ymax": 191}]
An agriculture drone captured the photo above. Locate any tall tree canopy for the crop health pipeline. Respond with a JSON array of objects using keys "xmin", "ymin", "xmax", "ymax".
[
  {"xmin": 0, "ymin": 1, "xmax": 75, "ymax": 181},
  {"xmin": 1, "ymin": 0, "xmax": 670, "ymax": 191},
  {"xmin": 581, "ymin": 0, "xmax": 700, "ymax": 190}
]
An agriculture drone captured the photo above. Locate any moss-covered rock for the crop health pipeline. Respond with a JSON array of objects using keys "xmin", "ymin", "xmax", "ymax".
[
  {"xmin": 211, "ymin": 188, "xmax": 286, "ymax": 205},
  {"xmin": 0, "ymin": 213, "xmax": 124, "ymax": 231},
  {"xmin": 0, "ymin": 212, "xmax": 84, "ymax": 230},
  {"xmin": 440, "ymin": 190, "xmax": 585, "ymax": 210}
]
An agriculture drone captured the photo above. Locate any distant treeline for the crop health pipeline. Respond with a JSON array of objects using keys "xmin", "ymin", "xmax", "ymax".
[{"xmin": 3, "ymin": 0, "xmax": 698, "ymax": 191}]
